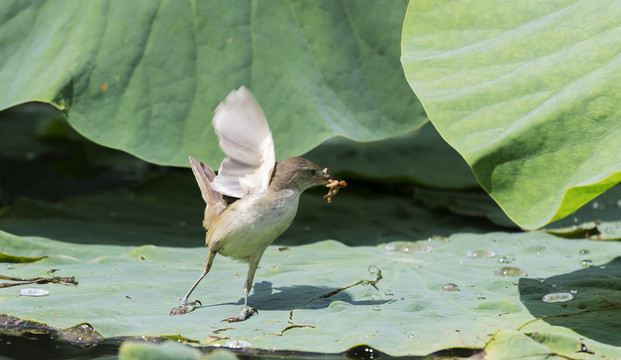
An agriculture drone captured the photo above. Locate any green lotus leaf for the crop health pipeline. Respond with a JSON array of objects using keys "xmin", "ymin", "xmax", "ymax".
[
  {"xmin": 0, "ymin": 0, "xmax": 423, "ymax": 167},
  {"xmin": 0, "ymin": 252, "xmax": 46, "ymax": 264},
  {"xmin": 118, "ymin": 342, "xmax": 240, "ymax": 360},
  {"xmin": 1, "ymin": 212, "xmax": 620, "ymax": 356},
  {"xmin": 483, "ymin": 331, "xmax": 550, "ymax": 359},
  {"xmin": 482, "ymin": 330, "xmax": 619, "ymax": 360},
  {"xmin": 118, "ymin": 341, "xmax": 204, "ymax": 360},
  {"xmin": 402, "ymin": 0, "xmax": 621, "ymax": 229}
]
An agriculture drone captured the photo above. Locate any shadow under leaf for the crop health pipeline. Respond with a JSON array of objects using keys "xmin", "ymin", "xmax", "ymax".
[{"xmin": 519, "ymin": 256, "xmax": 621, "ymax": 346}]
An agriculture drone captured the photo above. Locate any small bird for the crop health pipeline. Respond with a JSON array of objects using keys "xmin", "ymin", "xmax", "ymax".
[{"xmin": 170, "ymin": 86, "xmax": 345, "ymax": 322}]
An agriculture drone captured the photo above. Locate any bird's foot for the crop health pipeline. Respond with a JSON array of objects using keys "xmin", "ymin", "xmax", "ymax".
[
  {"xmin": 222, "ymin": 307, "xmax": 258, "ymax": 323},
  {"xmin": 169, "ymin": 299, "xmax": 202, "ymax": 316}
]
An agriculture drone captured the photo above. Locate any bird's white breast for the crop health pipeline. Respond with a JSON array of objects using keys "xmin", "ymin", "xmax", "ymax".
[{"xmin": 207, "ymin": 189, "xmax": 301, "ymax": 260}]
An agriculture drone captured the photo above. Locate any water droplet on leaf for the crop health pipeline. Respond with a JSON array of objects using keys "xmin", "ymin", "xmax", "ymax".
[
  {"xmin": 384, "ymin": 242, "xmax": 432, "ymax": 254},
  {"xmin": 225, "ymin": 340, "xmax": 252, "ymax": 348},
  {"xmin": 580, "ymin": 259, "xmax": 593, "ymax": 268},
  {"xmin": 542, "ymin": 292, "xmax": 573, "ymax": 303},
  {"xmin": 498, "ymin": 255, "xmax": 515, "ymax": 264},
  {"xmin": 427, "ymin": 235, "xmax": 448, "ymax": 242},
  {"xmin": 441, "ymin": 283, "xmax": 460, "ymax": 291},
  {"xmin": 467, "ymin": 250, "xmax": 496, "ymax": 258},
  {"xmin": 494, "ymin": 267, "xmax": 526, "ymax": 277},
  {"xmin": 19, "ymin": 288, "xmax": 49, "ymax": 297}
]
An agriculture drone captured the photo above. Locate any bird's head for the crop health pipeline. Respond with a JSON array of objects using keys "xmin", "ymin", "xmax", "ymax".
[{"xmin": 271, "ymin": 157, "xmax": 337, "ymax": 192}]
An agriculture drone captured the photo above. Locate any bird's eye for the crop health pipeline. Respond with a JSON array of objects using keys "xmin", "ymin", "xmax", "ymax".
[{"xmin": 305, "ymin": 168, "xmax": 317, "ymax": 176}]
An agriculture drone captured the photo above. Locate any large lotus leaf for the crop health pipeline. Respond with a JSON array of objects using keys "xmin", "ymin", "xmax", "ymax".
[
  {"xmin": 401, "ymin": 1, "xmax": 621, "ymax": 229},
  {"xmin": 0, "ymin": 0, "xmax": 423, "ymax": 167},
  {"xmin": 1, "ymin": 226, "xmax": 621, "ymax": 356}
]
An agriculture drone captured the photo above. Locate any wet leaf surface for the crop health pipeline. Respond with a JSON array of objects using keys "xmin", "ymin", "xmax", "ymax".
[{"xmin": 0, "ymin": 212, "xmax": 620, "ymax": 356}]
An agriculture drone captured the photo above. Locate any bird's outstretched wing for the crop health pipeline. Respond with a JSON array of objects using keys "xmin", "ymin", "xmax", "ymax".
[
  {"xmin": 210, "ymin": 86, "xmax": 275, "ymax": 198},
  {"xmin": 189, "ymin": 156, "xmax": 227, "ymax": 229}
]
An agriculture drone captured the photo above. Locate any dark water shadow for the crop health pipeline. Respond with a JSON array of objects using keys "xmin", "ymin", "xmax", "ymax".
[
  {"xmin": 518, "ymin": 257, "xmax": 621, "ymax": 346},
  {"xmin": 204, "ymin": 281, "xmax": 392, "ymax": 312},
  {"xmin": 278, "ymin": 187, "xmax": 508, "ymax": 248}
]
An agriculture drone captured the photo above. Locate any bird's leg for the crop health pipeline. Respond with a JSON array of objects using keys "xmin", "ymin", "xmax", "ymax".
[
  {"xmin": 222, "ymin": 251, "xmax": 263, "ymax": 322},
  {"xmin": 170, "ymin": 248, "xmax": 216, "ymax": 316}
]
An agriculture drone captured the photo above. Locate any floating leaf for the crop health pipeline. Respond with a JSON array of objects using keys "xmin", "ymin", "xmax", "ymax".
[
  {"xmin": 118, "ymin": 341, "xmax": 208, "ymax": 360},
  {"xmin": 0, "ymin": 252, "xmax": 47, "ymax": 264},
  {"xmin": 0, "ymin": 224, "xmax": 620, "ymax": 356}
]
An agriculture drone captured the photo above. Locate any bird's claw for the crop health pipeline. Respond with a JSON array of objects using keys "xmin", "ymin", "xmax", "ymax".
[
  {"xmin": 169, "ymin": 300, "xmax": 202, "ymax": 316},
  {"xmin": 222, "ymin": 307, "xmax": 258, "ymax": 323}
]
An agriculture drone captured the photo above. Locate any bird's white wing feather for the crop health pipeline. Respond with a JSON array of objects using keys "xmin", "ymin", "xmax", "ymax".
[{"xmin": 211, "ymin": 86, "xmax": 275, "ymax": 198}]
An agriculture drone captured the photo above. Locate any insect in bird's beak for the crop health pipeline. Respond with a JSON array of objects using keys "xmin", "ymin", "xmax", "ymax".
[{"xmin": 321, "ymin": 168, "xmax": 347, "ymax": 203}]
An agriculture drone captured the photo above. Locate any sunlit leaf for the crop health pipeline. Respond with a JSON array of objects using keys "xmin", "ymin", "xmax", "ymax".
[{"xmin": 402, "ymin": 0, "xmax": 621, "ymax": 229}]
